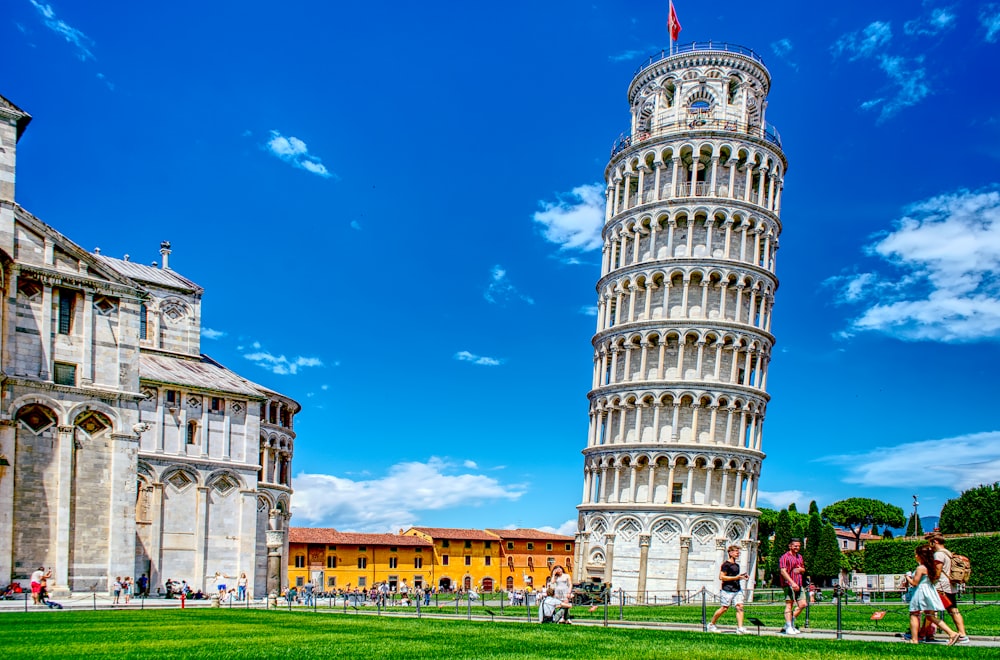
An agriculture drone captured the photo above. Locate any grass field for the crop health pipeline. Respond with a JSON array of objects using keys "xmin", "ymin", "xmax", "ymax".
[
  {"xmin": 0, "ymin": 610, "xmax": 995, "ymax": 659},
  {"xmin": 280, "ymin": 598, "xmax": 1000, "ymax": 636}
]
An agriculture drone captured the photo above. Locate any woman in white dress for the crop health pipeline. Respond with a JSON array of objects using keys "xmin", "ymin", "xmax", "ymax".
[{"xmin": 905, "ymin": 544, "xmax": 959, "ymax": 645}]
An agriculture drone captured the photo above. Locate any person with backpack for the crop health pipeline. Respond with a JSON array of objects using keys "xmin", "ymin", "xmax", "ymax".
[{"xmin": 926, "ymin": 532, "xmax": 970, "ymax": 645}]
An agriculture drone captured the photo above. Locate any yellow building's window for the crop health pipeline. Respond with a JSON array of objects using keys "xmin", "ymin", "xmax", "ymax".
[
  {"xmin": 294, "ymin": 555, "xmax": 305, "ymax": 568},
  {"xmin": 389, "ymin": 557, "xmax": 398, "ymax": 569},
  {"xmin": 527, "ymin": 543, "xmax": 534, "ymax": 551}
]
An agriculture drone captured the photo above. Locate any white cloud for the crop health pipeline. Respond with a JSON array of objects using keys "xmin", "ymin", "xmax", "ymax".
[
  {"xmin": 982, "ymin": 4, "xmax": 1000, "ymax": 42},
  {"xmin": 863, "ymin": 54, "xmax": 930, "ymax": 122},
  {"xmin": 350, "ymin": 220, "xmax": 362, "ymax": 231},
  {"xmin": 201, "ymin": 327, "xmax": 226, "ymax": 340},
  {"xmin": 833, "ymin": 187, "xmax": 1000, "ymax": 342},
  {"xmin": 821, "ymin": 431, "xmax": 1000, "ymax": 492},
  {"xmin": 244, "ymin": 349, "xmax": 323, "ymax": 375},
  {"xmin": 608, "ymin": 49, "xmax": 648, "ymax": 63},
  {"xmin": 463, "ymin": 460, "xmax": 478, "ymax": 469},
  {"xmin": 29, "ymin": 1, "xmax": 94, "ymax": 61},
  {"xmin": 770, "ymin": 38, "xmax": 798, "ymax": 70},
  {"xmin": 757, "ymin": 490, "xmax": 806, "ymax": 510},
  {"xmin": 291, "ymin": 458, "xmax": 527, "ymax": 531},
  {"xmin": 484, "ymin": 265, "xmax": 534, "ymax": 305},
  {"xmin": 536, "ymin": 519, "xmax": 579, "ymax": 537},
  {"xmin": 533, "ymin": 184, "xmax": 605, "ymax": 252},
  {"xmin": 265, "ymin": 130, "xmax": 335, "ymax": 179},
  {"xmin": 904, "ymin": 8, "xmax": 956, "ymax": 36},
  {"xmin": 454, "ymin": 350, "xmax": 502, "ymax": 366},
  {"xmin": 832, "ymin": 21, "xmax": 892, "ymax": 61},
  {"xmin": 578, "ymin": 305, "xmax": 598, "ymax": 316}
]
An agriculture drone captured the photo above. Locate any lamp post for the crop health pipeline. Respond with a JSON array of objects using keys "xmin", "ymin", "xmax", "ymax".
[{"xmin": 912, "ymin": 494, "xmax": 919, "ymax": 536}]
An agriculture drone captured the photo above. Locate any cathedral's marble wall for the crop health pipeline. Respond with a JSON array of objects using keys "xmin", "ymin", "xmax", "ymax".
[
  {"xmin": 69, "ymin": 433, "xmax": 115, "ymax": 591},
  {"xmin": 11, "ymin": 425, "xmax": 59, "ymax": 578},
  {"xmin": 0, "ymin": 120, "xmax": 17, "ymax": 201}
]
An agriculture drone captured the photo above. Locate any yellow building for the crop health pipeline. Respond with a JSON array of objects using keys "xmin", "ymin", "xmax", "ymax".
[
  {"xmin": 288, "ymin": 526, "xmax": 576, "ymax": 593},
  {"xmin": 486, "ymin": 529, "xmax": 576, "ymax": 591},
  {"xmin": 403, "ymin": 527, "xmax": 501, "ymax": 592},
  {"xmin": 287, "ymin": 528, "xmax": 432, "ymax": 591}
]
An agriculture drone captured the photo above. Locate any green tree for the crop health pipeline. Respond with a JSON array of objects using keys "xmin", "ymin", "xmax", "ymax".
[
  {"xmin": 939, "ymin": 483, "xmax": 1000, "ymax": 534},
  {"xmin": 803, "ymin": 511, "xmax": 823, "ymax": 570},
  {"xmin": 882, "ymin": 528, "xmax": 894, "ymax": 540},
  {"xmin": 905, "ymin": 512, "xmax": 923, "ymax": 537},
  {"xmin": 810, "ymin": 522, "xmax": 844, "ymax": 583},
  {"xmin": 788, "ymin": 502, "xmax": 798, "ymax": 513},
  {"xmin": 757, "ymin": 507, "xmax": 778, "ymax": 567},
  {"xmin": 822, "ymin": 498, "xmax": 905, "ymax": 549},
  {"xmin": 808, "ymin": 500, "xmax": 819, "ymax": 515},
  {"xmin": 770, "ymin": 508, "xmax": 793, "ymax": 582}
]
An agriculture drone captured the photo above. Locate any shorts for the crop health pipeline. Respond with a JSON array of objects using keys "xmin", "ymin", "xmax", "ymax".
[
  {"xmin": 783, "ymin": 585, "xmax": 806, "ymax": 602},
  {"xmin": 31, "ymin": 582, "xmax": 41, "ymax": 595},
  {"xmin": 218, "ymin": 584, "xmax": 227, "ymax": 590},
  {"xmin": 938, "ymin": 591, "xmax": 957, "ymax": 610},
  {"xmin": 719, "ymin": 590, "xmax": 744, "ymax": 607}
]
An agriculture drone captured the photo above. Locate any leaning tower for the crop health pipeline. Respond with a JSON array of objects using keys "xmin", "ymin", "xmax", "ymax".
[{"xmin": 574, "ymin": 43, "xmax": 786, "ymax": 599}]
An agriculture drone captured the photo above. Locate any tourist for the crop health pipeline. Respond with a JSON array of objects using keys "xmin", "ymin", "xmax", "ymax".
[
  {"xmin": 926, "ymin": 532, "xmax": 970, "ymax": 645},
  {"xmin": 137, "ymin": 573, "xmax": 149, "ymax": 597},
  {"xmin": 113, "ymin": 576, "xmax": 122, "ymax": 605},
  {"xmin": 212, "ymin": 571, "xmax": 233, "ymax": 598},
  {"xmin": 124, "ymin": 576, "xmax": 133, "ymax": 604},
  {"xmin": 37, "ymin": 576, "xmax": 62, "ymax": 609},
  {"xmin": 707, "ymin": 544, "xmax": 748, "ymax": 634},
  {"xmin": 905, "ymin": 543, "xmax": 960, "ymax": 645},
  {"xmin": 30, "ymin": 567, "xmax": 49, "ymax": 605},
  {"xmin": 778, "ymin": 538, "xmax": 807, "ymax": 634},
  {"xmin": 537, "ymin": 586, "xmax": 571, "ymax": 624},
  {"xmin": 549, "ymin": 565, "xmax": 573, "ymax": 621},
  {"xmin": 237, "ymin": 572, "xmax": 248, "ymax": 601}
]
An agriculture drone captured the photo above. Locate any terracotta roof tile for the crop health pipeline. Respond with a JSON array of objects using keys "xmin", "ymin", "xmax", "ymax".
[
  {"xmin": 407, "ymin": 527, "xmax": 501, "ymax": 541},
  {"xmin": 486, "ymin": 528, "xmax": 575, "ymax": 541},
  {"xmin": 289, "ymin": 528, "xmax": 431, "ymax": 546}
]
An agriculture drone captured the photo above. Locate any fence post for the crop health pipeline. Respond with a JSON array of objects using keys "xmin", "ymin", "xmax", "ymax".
[
  {"xmin": 526, "ymin": 594, "xmax": 531, "ymax": 623},
  {"xmin": 836, "ymin": 587, "xmax": 843, "ymax": 640},
  {"xmin": 701, "ymin": 587, "xmax": 707, "ymax": 631},
  {"xmin": 93, "ymin": 593, "xmax": 96, "ymax": 611},
  {"xmin": 972, "ymin": 586, "xmax": 976, "ymax": 605},
  {"xmin": 467, "ymin": 593, "xmax": 472, "ymax": 621},
  {"xmin": 619, "ymin": 588, "xmax": 624, "ymax": 620},
  {"xmin": 603, "ymin": 591, "xmax": 609, "ymax": 627}
]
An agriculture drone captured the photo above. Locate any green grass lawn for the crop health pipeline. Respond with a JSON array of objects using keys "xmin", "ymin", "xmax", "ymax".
[
  {"xmin": 326, "ymin": 598, "xmax": 1000, "ymax": 635},
  {"xmin": 0, "ymin": 610, "xmax": 994, "ymax": 659}
]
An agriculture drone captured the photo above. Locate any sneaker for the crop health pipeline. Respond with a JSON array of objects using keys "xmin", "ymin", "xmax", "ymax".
[
  {"xmin": 707, "ymin": 623, "xmax": 720, "ymax": 633},
  {"xmin": 736, "ymin": 627, "xmax": 748, "ymax": 635},
  {"xmin": 956, "ymin": 636, "xmax": 970, "ymax": 646},
  {"xmin": 902, "ymin": 633, "xmax": 913, "ymax": 640},
  {"xmin": 787, "ymin": 626, "xmax": 801, "ymax": 635}
]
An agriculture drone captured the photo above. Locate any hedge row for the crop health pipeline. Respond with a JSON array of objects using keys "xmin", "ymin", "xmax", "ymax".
[{"xmin": 863, "ymin": 534, "xmax": 1000, "ymax": 585}]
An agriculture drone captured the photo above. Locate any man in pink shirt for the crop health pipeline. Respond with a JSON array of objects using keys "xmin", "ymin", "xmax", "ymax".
[{"xmin": 778, "ymin": 539, "xmax": 807, "ymax": 634}]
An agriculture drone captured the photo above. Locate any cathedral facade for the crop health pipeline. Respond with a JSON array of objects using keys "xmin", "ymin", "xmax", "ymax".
[
  {"xmin": 0, "ymin": 94, "xmax": 297, "ymax": 597},
  {"xmin": 575, "ymin": 43, "xmax": 786, "ymax": 598}
]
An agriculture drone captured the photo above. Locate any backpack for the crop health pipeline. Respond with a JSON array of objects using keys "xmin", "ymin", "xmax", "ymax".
[{"xmin": 946, "ymin": 550, "xmax": 971, "ymax": 584}]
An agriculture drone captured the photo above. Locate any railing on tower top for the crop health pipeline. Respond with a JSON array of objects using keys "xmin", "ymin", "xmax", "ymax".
[
  {"xmin": 610, "ymin": 118, "xmax": 782, "ymax": 158},
  {"xmin": 633, "ymin": 42, "xmax": 766, "ymax": 76}
]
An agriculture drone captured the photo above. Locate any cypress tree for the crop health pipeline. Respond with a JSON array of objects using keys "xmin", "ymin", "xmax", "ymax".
[
  {"xmin": 770, "ymin": 508, "xmax": 793, "ymax": 582},
  {"xmin": 811, "ymin": 522, "xmax": 844, "ymax": 583},
  {"xmin": 804, "ymin": 511, "xmax": 823, "ymax": 571},
  {"xmin": 808, "ymin": 500, "xmax": 819, "ymax": 515},
  {"xmin": 905, "ymin": 512, "xmax": 923, "ymax": 537}
]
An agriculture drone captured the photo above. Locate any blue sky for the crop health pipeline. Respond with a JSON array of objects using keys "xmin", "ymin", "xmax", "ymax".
[{"xmin": 5, "ymin": 1, "xmax": 1000, "ymax": 535}]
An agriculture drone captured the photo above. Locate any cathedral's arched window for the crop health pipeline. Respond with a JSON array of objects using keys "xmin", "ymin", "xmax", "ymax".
[
  {"xmin": 139, "ymin": 303, "xmax": 148, "ymax": 340},
  {"xmin": 186, "ymin": 420, "xmax": 198, "ymax": 445}
]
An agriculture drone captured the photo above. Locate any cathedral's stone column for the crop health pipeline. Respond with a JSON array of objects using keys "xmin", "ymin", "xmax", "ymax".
[
  {"xmin": 266, "ymin": 509, "xmax": 283, "ymax": 594},
  {"xmin": 0, "ymin": 420, "xmax": 15, "ymax": 584},
  {"xmin": 149, "ymin": 482, "xmax": 164, "ymax": 592},
  {"xmin": 636, "ymin": 534, "xmax": 651, "ymax": 604},
  {"xmin": 81, "ymin": 291, "xmax": 94, "ymax": 385},
  {"xmin": 194, "ymin": 485, "xmax": 209, "ymax": 589},
  {"xmin": 676, "ymin": 536, "xmax": 691, "ymax": 597},
  {"xmin": 107, "ymin": 432, "xmax": 138, "ymax": 591},
  {"xmin": 53, "ymin": 425, "xmax": 75, "ymax": 596},
  {"xmin": 603, "ymin": 533, "xmax": 616, "ymax": 585}
]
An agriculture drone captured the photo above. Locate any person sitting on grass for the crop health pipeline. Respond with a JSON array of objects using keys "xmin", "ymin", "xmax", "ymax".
[{"xmin": 538, "ymin": 587, "xmax": 571, "ymax": 624}]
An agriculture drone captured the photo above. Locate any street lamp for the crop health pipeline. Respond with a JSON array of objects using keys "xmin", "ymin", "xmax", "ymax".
[{"xmin": 912, "ymin": 494, "xmax": 919, "ymax": 536}]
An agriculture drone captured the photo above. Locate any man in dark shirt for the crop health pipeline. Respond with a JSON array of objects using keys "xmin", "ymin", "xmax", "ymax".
[{"xmin": 707, "ymin": 545, "xmax": 748, "ymax": 634}]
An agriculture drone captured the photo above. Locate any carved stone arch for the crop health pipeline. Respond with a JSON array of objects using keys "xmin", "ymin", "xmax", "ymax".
[
  {"xmin": 275, "ymin": 496, "xmax": 290, "ymax": 515},
  {"xmin": 589, "ymin": 550, "xmax": 606, "ymax": 566},
  {"xmin": 726, "ymin": 522, "xmax": 746, "ymax": 542},
  {"xmin": 257, "ymin": 492, "xmax": 274, "ymax": 513},
  {"xmin": 618, "ymin": 455, "xmax": 633, "ymax": 469},
  {"xmin": 162, "ymin": 465, "xmax": 199, "ymax": 491},
  {"xmin": 159, "ymin": 296, "xmax": 191, "ymax": 324},
  {"xmin": 590, "ymin": 516, "xmax": 609, "ymax": 536},
  {"xmin": 207, "ymin": 469, "xmax": 244, "ymax": 496},
  {"xmin": 650, "ymin": 516, "xmax": 683, "ymax": 543},
  {"xmin": 614, "ymin": 516, "xmax": 643, "ymax": 542},
  {"xmin": 74, "ymin": 409, "xmax": 114, "ymax": 439},
  {"xmin": 689, "ymin": 518, "xmax": 720, "ymax": 545},
  {"xmin": 14, "ymin": 402, "xmax": 60, "ymax": 435},
  {"xmin": 10, "ymin": 393, "xmax": 64, "ymax": 424}
]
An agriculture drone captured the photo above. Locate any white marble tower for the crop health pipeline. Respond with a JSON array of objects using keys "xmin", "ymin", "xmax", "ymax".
[{"xmin": 575, "ymin": 43, "xmax": 786, "ymax": 599}]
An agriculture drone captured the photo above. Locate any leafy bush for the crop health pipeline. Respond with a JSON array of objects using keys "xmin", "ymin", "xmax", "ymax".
[
  {"xmin": 863, "ymin": 534, "xmax": 1000, "ymax": 585},
  {"xmin": 939, "ymin": 483, "xmax": 1000, "ymax": 534}
]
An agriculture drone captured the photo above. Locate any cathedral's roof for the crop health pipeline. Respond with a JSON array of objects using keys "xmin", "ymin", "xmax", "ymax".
[
  {"xmin": 0, "ymin": 93, "xmax": 31, "ymax": 140},
  {"xmin": 486, "ymin": 529, "xmax": 575, "ymax": 541},
  {"xmin": 140, "ymin": 352, "xmax": 265, "ymax": 398},
  {"xmin": 97, "ymin": 255, "xmax": 203, "ymax": 293}
]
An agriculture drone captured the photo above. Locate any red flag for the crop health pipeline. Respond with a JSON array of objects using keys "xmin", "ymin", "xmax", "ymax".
[{"xmin": 668, "ymin": 1, "xmax": 682, "ymax": 41}]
